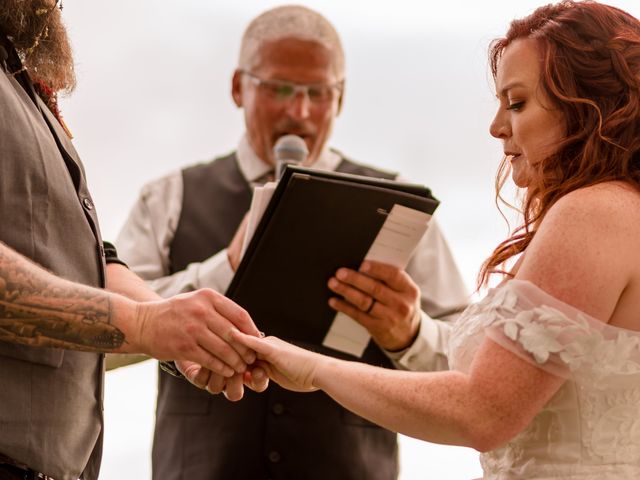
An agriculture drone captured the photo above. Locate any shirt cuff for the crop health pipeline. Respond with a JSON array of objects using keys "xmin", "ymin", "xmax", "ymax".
[
  {"xmin": 159, "ymin": 360, "xmax": 184, "ymax": 379},
  {"xmin": 196, "ymin": 248, "xmax": 235, "ymax": 293},
  {"xmin": 103, "ymin": 241, "xmax": 129, "ymax": 268},
  {"xmin": 384, "ymin": 311, "xmax": 450, "ymax": 372}
]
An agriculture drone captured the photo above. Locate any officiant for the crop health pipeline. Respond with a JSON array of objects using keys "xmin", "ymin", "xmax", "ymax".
[{"xmin": 115, "ymin": 5, "xmax": 468, "ymax": 480}]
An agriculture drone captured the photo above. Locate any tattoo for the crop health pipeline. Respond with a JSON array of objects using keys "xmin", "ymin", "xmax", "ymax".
[{"xmin": 0, "ymin": 245, "xmax": 125, "ymax": 351}]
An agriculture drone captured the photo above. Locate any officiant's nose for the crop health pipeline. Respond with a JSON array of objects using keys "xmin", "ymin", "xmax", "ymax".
[{"xmin": 286, "ymin": 91, "xmax": 311, "ymax": 120}]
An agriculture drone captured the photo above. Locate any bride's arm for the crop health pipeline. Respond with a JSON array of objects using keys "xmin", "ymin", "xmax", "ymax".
[
  {"xmin": 237, "ymin": 330, "xmax": 564, "ymax": 451},
  {"xmin": 314, "ymin": 338, "xmax": 564, "ymax": 451}
]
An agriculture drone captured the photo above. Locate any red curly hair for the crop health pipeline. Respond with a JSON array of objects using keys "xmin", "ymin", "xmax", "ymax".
[{"xmin": 479, "ymin": 0, "xmax": 640, "ymax": 287}]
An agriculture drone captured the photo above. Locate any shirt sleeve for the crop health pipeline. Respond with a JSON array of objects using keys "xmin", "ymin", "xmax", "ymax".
[
  {"xmin": 383, "ymin": 215, "xmax": 470, "ymax": 371},
  {"xmin": 115, "ymin": 171, "xmax": 235, "ymax": 298},
  {"xmin": 384, "ymin": 311, "xmax": 451, "ymax": 371}
]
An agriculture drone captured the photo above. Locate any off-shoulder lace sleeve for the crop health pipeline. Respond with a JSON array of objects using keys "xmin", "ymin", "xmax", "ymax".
[{"xmin": 451, "ymin": 280, "xmax": 640, "ymax": 387}]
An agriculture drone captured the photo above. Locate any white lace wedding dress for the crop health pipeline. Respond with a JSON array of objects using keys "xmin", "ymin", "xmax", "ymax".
[{"xmin": 449, "ymin": 279, "xmax": 640, "ymax": 479}]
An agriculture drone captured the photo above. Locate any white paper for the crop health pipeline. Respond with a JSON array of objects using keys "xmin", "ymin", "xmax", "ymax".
[
  {"xmin": 323, "ymin": 204, "xmax": 432, "ymax": 357},
  {"xmin": 240, "ymin": 182, "xmax": 277, "ymax": 258}
]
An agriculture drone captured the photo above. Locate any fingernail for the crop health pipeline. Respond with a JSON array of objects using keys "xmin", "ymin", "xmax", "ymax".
[
  {"xmin": 328, "ymin": 298, "xmax": 337, "ymax": 308},
  {"xmin": 360, "ymin": 262, "xmax": 371, "ymax": 273},
  {"xmin": 336, "ymin": 269, "xmax": 347, "ymax": 280},
  {"xmin": 328, "ymin": 278, "xmax": 338, "ymax": 288}
]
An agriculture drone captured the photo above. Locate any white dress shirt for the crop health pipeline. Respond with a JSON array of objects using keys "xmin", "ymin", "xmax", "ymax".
[{"xmin": 116, "ymin": 135, "xmax": 469, "ymax": 371}]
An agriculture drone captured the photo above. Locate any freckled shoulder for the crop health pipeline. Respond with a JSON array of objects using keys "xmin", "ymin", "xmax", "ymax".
[
  {"xmin": 515, "ymin": 181, "xmax": 640, "ymax": 316},
  {"xmin": 544, "ymin": 181, "xmax": 640, "ymax": 239}
]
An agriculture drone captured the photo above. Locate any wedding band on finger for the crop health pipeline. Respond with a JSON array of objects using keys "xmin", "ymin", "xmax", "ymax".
[{"xmin": 365, "ymin": 298, "xmax": 376, "ymax": 314}]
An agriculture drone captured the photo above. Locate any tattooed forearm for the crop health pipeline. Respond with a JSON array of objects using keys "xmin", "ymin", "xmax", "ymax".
[{"xmin": 0, "ymin": 243, "xmax": 125, "ymax": 351}]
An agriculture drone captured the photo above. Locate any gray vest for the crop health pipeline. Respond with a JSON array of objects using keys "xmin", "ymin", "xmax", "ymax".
[
  {"xmin": 154, "ymin": 153, "xmax": 399, "ymax": 480},
  {"xmin": 0, "ymin": 44, "xmax": 105, "ymax": 480}
]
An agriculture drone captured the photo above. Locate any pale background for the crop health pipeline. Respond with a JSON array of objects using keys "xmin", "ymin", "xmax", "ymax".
[{"xmin": 58, "ymin": 1, "xmax": 639, "ymax": 478}]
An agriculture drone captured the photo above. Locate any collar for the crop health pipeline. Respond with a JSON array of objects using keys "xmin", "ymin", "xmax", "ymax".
[
  {"xmin": 0, "ymin": 44, "xmax": 7, "ymax": 72},
  {"xmin": 0, "ymin": 25, "xmax": 8, "ymax": 72},
  {"xmin": 0, "ymin": 27, "xmax": 22, "ymax": 75},
  {"xmin": 0, "ymin": 29, "xmax": 40, "ymax": 107},
  {"xmin": 236, "ymin": 134, "xmax": 343, "ymax": 183}
]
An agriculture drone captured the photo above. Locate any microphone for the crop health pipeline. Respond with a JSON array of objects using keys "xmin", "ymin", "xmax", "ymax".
[{"xmin": 274, "ymin": 134, "xmax": 309, "ymax": 179}]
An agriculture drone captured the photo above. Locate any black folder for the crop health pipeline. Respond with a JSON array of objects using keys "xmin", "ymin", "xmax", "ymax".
[{"xmin": 226, "ymin": 165, "xmax": 439, "ymax": 356}]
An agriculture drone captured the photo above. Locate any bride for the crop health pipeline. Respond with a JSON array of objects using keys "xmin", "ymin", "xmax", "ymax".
[{"xmin": 234, "ymin": 1, "xmax": 640, "ymax": 478}]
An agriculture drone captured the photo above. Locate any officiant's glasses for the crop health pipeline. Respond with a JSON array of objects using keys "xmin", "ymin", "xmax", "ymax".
[{"xmin": 241, "ymin": 70, "xmax": 343, "ymax": 104}]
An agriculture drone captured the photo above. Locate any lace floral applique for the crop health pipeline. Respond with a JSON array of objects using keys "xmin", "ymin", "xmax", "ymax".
[
  {"xmin": 500, "ymin": 305, "xmax": 592, "ymax": 365},
  {"xmin": 499, "ymin": 307, "xmax": 640, "ymax": 381},
  {"xmin": 454, "ymin": 282, "xmax": 640, "ymax": 382}
]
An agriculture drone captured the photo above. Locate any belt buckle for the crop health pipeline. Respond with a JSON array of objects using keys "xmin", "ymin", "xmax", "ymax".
[
  {"xmin": 30, "ymin": 471, "xmax": 51, "ymax": 480},
  {"xmin": 0, "ymin": 453, "xmax": 54, "ymax": 480}
]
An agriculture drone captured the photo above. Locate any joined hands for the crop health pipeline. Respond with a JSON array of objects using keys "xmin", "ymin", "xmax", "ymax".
[{"xmin": 172, "ymin": 261, "xmax": 421, "ymax": 399}]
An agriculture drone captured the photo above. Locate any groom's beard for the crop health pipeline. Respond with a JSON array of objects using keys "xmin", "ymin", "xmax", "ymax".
[{"xmin": 0, "ymin": 0, "xmax": 76, "ymax": 93}]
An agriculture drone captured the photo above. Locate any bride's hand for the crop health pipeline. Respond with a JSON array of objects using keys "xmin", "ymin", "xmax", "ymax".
[{"xmin": 231, "ymin": 331, "xmax": 324, "ymax": 393}]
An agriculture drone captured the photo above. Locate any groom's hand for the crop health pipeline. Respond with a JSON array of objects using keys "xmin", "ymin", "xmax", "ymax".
[{"xmin": 177, "ymin": 360, "xmax": 269, "ymax": 401}]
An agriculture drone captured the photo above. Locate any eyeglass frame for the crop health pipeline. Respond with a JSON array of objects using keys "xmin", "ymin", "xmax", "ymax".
[{"xmin": 239, "ymin": 70, "xmax": 344, "ymax": 105}]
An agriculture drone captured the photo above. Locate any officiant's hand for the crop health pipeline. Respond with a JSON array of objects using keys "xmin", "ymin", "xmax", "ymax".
[
  {"xmin": 327, "ymin": 260, "xmax": 421, "ymax": 351},
  {"xmin": 228, "ymin": 214, "xmax": 250, "ymax": 272}
]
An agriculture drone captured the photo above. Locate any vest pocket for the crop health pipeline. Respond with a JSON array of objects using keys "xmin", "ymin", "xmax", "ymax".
[
  {"xmin": 160, "ymin": 394, "xmax": 211, "ymax": 415},
  {"xmin": 0, "ymin": 340, "xmax": 64, "ymax": 367},
  {"xmin": 158, "ymin": 373, "xmax": 211, "ymax": 415}
]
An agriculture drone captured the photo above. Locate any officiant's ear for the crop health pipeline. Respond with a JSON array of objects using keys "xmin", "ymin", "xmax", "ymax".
[
  {"xmin": 231, "ymin": 69, "xmax": 244, "ymax": 108},
  {"xmin": 336, "ymin": 80, "xmax": 344, "ymax": 115}
]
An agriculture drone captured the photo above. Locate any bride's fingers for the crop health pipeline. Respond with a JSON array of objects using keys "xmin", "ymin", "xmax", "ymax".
[{"xmin": 231, "ymin": 329, "xmax": 278, "ymax": 358}]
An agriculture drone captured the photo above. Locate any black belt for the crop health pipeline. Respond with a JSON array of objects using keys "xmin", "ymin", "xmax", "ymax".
[{"xmin": 0, "ymin": 454, "xmax": 54, "ymax": 480}]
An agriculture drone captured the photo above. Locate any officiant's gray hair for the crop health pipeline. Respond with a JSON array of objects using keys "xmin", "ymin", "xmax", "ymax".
[{"xmin": 238, "ymin": 5, "xmax": 345, "ymax": 78}]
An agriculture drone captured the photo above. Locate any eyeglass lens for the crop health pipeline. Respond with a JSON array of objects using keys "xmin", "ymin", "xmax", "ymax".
[{"xmin": 248, "ymin": 74, "xmax": 339, "ymax": 103}]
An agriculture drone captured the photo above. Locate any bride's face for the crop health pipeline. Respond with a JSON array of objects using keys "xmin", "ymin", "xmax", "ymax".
[{"xmin": 489, "ymin": 38, "xmax": 566, "ymax": 188}]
